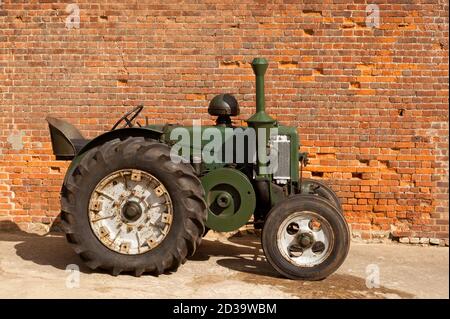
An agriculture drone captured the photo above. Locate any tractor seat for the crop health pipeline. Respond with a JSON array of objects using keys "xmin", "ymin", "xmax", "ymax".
[{"xmin": 46, "ymin": 117, "xmax": 90, "ymax": 159}]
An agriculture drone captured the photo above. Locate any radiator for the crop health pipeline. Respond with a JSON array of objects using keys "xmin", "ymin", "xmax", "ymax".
[{"xmin": 270, "ymin": 135, "xmax": 291, "ymax": 184}]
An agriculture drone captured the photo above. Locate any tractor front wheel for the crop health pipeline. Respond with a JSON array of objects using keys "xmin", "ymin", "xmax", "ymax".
[
  {"xmin": 262, "ymin": 195, "xmax": 350, "ymax": 280},
  {"xmin": 301, "ymin": 178, "xmax": 342, "ymax": 212},
  {"xmin": 60, "ymin": 137, "xmax": 206, "ymax": 276}
]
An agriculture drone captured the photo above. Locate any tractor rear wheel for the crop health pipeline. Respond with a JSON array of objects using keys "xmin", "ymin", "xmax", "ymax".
[
  {"xmin": 60, "ymin": 137, "xmax": 206, "ymax": 276},
  {"xmin": 262, "ymin": 194, "xmax": 350, "ymax": 280}
]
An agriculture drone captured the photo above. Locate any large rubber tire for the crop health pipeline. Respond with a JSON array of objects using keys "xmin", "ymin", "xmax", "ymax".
[
  {"xmin": 301, "ymin": 178, "xmax": 342, "ymax": 212},
  {"xmin": 262, "ymin": 194, "xmax": 350, "ymax": 280},
  {"xmin": 60, "ymin": 137, "xmax": 207, "ymax": 276}
]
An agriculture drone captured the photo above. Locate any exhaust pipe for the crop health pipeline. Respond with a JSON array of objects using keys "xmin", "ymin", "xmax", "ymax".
[
  {"xmin": 247, "ymin": 58, "xmax": 276, "ymax": 178},
  {"xmin": 247, "ymin": 58, "xmax": 275, "ymax": 125}
]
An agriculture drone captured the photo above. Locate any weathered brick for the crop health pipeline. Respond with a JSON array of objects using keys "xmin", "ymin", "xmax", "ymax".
[
  {"xmin": 430, "ymin": 238, "xmax": 441, "ymax": 245},
  {"xmin": 0, "ymin": 0, "xmax": 448, "ymax": 241},
  {"xmin": 399, "ymin": 237, "xmax": 410, "ymax": 244}
]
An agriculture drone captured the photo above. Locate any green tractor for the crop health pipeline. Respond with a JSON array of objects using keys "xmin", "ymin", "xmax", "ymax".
[{"xmin": 46, "ymin": 58, "xmax": 350, "ymax": 280}]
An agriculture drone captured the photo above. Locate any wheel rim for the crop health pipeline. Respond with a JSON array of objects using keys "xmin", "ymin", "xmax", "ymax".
[
  {"xmin": 88, "ymin": 169, "xmax": 173, "ymax": 255},
  {"xmin": 276, "ymin": 211, "xmax": 334, "ymax": 267}
]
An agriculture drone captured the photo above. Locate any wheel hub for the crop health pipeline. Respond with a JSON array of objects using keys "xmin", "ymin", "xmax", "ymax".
[
  {"xmin": 121, "ymin": 201, "xmax": 142, "ymax": 222},
  {"xmin": 277, "ymin": 211, "xmax": 334, "ymax": 267},
  {"xmin": 216, "ymin": 192, "xmax": 232, "ymax": 208},
  {"xmin": 88, "ymin": 169, "xmax": 173, "ymax": 255},
  {"xmin": 298, "ymin": 232, "xmax": 314, "ymax": 249}
]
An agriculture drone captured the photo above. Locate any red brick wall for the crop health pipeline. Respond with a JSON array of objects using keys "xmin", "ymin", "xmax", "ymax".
[{"xmin": 0, "ymin": 0, "xmax": 448, "ymax": 242}]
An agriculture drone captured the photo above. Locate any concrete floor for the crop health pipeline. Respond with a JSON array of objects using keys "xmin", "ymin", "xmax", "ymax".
[{"xmin": 0, "ymin": 230, "xmax": 448, "ymax": 299}]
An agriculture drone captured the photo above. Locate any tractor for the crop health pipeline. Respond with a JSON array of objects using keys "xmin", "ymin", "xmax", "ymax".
[{"xmin": 46, "ymin": 58, "xmax": 350, "ymax": 280}]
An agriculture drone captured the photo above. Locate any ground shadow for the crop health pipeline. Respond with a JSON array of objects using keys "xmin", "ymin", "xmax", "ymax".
[
  {"xmin": 2, "ymin": 221, "xmax": 272, "ymax": 278},
  {"xmin": 0, "ymin": 221, "xmax": 417, "ymax": 298},
  {"xmin": 0, "ymin": 221, "xmax": 92, "ymax": 274},
  {"xmin": 0, "ymin": 222, "xmax": 420, "ymax": 297},
  {"xmin": 191, "ymin": 233, "xmax": 279, "ymax": 277},
  {"xmin": 192, "ymin": 233, "xmax": 415, "ymax": 298}
]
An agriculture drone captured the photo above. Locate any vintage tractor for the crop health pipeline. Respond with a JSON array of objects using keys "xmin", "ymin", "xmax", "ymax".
[{"xmin": 46, "ymin": 58, "xmax": 349, "ymax": 280}]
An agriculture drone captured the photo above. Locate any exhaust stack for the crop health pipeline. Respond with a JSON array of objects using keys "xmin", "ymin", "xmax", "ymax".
[
  {"xmin": 247, "ymin": 58, "xmax": 275, "ymax": 125},
  {"xmin": 247, "ymin": 58, "xmax": 276, "ymax": 178}
]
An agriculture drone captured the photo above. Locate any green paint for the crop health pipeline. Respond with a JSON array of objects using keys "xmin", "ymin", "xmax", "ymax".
[
  {"xmin": 201, "ymin": 168, "xmax": 256, "ymax": 232},
  {"xmin": 53, "ymin": 57, "xmax": 305, "ymax": 234}
]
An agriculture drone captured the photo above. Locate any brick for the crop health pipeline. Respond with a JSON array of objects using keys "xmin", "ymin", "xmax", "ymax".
[
  {"xmin": 399, "ymin": 237, "xmax": 410, "ymax": 244},
  {"xmin": 430, "ymin": 238, "xmax": 441, "ymax": 245},
  {"xmin": 0, "ymin": 0, "xmax": 447, "ymax": 241}
]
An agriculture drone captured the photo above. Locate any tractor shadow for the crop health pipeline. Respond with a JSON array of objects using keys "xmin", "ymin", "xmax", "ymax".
[
  {"xmin": 191, "ymin": 232, "xmax": 279, "ymax": 277},
  {"xmin": 0, "ymin": 222, "xmax": 419, "ymax": 298},
  {"xmin": 2, "ymin": 220, "xmax": 272, "ymax": 277},
  {"xmin": 191, "ymin": 233, "xmax": 414, "ymax": 298},
  {"xmin": 0, "ymin": 221, "xmax": 92, "ymax": 274},
  {"xmin": 0, "ymin": 223, "xmax": 415, "ymax": 298},
  {"xmin": 1, "ymin": 221, "xmax": 269, "ymax": 277}
]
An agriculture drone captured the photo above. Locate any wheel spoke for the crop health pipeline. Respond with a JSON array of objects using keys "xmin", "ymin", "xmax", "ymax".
[
  {"xmin": 120, "ymin": 171, "xmax": 128, "ymax": 190},
  {"xmin": 135, "ymin": 233, "xmax": 141, "ymax": 253},
  {"xmin": 95, "ymin": 190, "xmax": 115, "ymax": 201},
  {"xmin": 299, "ymin": 247, "xmax": 316, "ymax": 262},
  {"xmin": 313, "ymin": 229, "xmax": 328, "ymax": 245},
  {"xmin": 296, "ymin": 218, "xmax": 311, "ymax": 233},
  {"xmin": 112, "ymin": 229, "xmax": 121, "ymax": 244},
  {"xmin": 282, "ymin": 232, "xmax": 297, "ymax": 246},
  {"xmin": 148, "ymin": 202, "xmax": 167, "ymax": 209},
  {"xmin": 91, "ymin": 214, "xmax": 115, "ymax": 223}
]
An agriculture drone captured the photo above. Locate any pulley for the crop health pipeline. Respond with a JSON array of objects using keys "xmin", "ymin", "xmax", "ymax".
[{"xmin": 200, "ymin": 168, "xmax": 256, "ymax": 232}]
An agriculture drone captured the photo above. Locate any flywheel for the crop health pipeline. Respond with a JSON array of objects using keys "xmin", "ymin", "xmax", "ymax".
[{"xmin": 200, "ymin": 168, "xmax": 256, "ymax": 232}]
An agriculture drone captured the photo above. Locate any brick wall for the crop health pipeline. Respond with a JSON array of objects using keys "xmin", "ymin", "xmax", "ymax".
[{"xmin": 0, "ymin": 0, "xmax": 448, "ymax": 242}]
